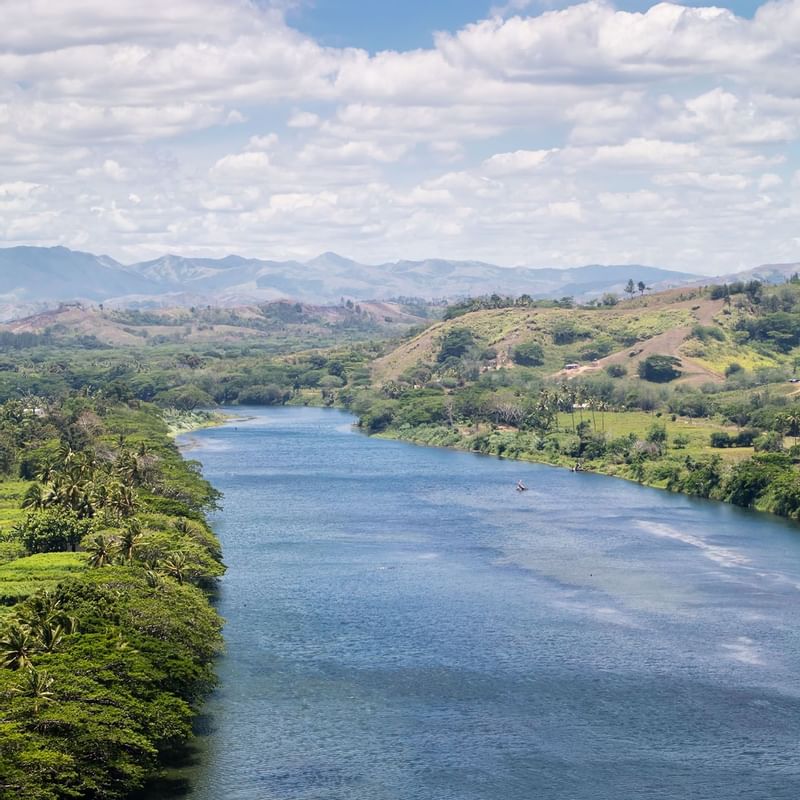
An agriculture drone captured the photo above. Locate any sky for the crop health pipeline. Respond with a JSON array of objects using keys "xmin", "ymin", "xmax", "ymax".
[{"xmin": 1, "ymin": 0, "xmax": 798, "ymax": 275}]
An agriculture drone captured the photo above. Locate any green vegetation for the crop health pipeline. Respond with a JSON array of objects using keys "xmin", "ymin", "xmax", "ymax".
[
  {"xmin": 638, "ymin": 354, "xmax": 682, "ymax": 382},
  {"xmin": 0, "ymin": 397, "xmax": 224, "ymax": 799},
  {"xmin": 347, "ymin": 279, "xmax": 800, "ymax": 525},
  {"xmin": 1, "ymin": 272, "xmax": 800, "ymax": 795}
]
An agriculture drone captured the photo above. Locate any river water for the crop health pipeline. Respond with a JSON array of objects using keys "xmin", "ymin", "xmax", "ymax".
[{"xmin": 170, "ymin": 406, "xmax": 800, "ymax": 799}]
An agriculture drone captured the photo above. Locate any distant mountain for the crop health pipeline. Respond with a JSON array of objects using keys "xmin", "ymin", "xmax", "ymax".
[
  {"xmin": 715, "ymin": 262, "xmax": 800, "ymax": 285},
  {"xmin": 0, "ymin": 246, "xmax": 158, "ymax": 303},
  {"xmin": 0, "ymin": 245, "xmax": 705, "ymax": 320},
  {"xmin": 126, "ymin": 253, "xmax": 697, "ymax": 304}
]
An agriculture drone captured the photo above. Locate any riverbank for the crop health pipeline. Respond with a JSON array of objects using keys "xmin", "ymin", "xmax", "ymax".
[
  {"xmin": 0, "ymin": 401, "xmax": 225, "ymax": 799},
  {"xmin": 163, "ymin": 408, "xmax": 229, "ymax": 437},
  {"xmin": 367, "ymin": 417, "xmax": 800, "ymax": 524}
]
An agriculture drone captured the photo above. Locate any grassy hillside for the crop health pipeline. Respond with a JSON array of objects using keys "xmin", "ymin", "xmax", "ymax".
[
  {"xmin": 2, "ymin": 298, "xmax": 431, "ymax": 350},
  {"xmin": 346, "ymin": 278, "xmax": 800, "ymax": 524},
  {"xmin": 372, "ymin": 284, "xmax": 796, "ymax": 388}
]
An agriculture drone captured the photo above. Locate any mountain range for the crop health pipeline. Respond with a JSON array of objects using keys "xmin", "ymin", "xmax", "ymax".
[{"xmin": 0, "ymin": 245, "xmax": 797, "ymax": 322}]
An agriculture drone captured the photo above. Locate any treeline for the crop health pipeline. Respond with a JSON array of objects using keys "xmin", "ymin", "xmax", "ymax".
[
  {"xmin": 0, "ymin": 331, "xmax": 53, "ymax": 349},
  {"xmin": 443, "ymin": 294, "xmax": 574, "ymax": 320},
  {"xmin": 0, "ymin": 342, "xmax": 379, "ymax": 410},
  {"xmin": 0, "ymin": 397, "xmax": 224, "ymax": 799}
]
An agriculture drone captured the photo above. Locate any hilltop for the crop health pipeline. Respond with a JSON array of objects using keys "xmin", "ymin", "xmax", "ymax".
[{"xmin": 371, "ymin": 284, "xmax": 794, "ymax": 389}]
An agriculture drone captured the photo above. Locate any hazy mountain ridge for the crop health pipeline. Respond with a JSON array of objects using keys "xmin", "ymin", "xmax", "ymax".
[{"xmin": 1, "ymin": 244, "xmax": 786, "ymax": 322}]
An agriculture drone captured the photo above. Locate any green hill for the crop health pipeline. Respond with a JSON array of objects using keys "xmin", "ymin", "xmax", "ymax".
[
  {"xmin": 372, "ymin": 282, "xmax": 797, "ymax": 389},
  {"xmin": 346, "ymin": 278, "xmax": 800, "ymax": 524}
]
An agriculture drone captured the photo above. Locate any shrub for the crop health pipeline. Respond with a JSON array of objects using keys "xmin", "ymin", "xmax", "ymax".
[
  {"xmin": 236, "ymin": 384, "xmax": 289, "ymax": 405},
  {"xmin": 638, "ymin": 355, "xmax": 682, "ymax": 383},
  {"xmin": 605, "ymin": 363, "xmax": 627, "ymax": 378},
  {"xmin": 437, "ymin": 328, "xmax": 475, "ymax": 362},
  {"xmin": 511, "ymin": 341, "xmax": 545, "ymax": 367},
  {"xmin": 710, "ymin": 432, "xmax": 734, "ymax": 448},
  {"xmin": 725, "ymin": 362, "xmax": 743, "ymax": 377},
  {"xmin": 691, "ymin": 324, "xmax": 725, "ymax": 342}
]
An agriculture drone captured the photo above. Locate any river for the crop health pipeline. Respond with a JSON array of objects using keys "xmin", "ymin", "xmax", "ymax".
[{"xmin": 166, "ymin": 406, "xmax": 800, "ymax": 799}]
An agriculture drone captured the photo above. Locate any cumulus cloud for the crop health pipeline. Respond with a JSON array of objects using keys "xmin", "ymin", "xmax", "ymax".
[{"xmin": 0, "ymin": 0, "xmax": 799, "ymax": 273}]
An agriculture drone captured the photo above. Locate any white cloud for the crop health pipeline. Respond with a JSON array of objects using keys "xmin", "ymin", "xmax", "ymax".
[
  {"xmin": 483, "ymin": 149, "xmax": 555, "ymax": 176},
  {"xmin": 103, "ymin": 159, "xmax": 129, "ymax": 181},
  {"xmin": 287, "ymin": 110, "xmax": 320, "ymax": 128},
  {"xmin": 0, "ymin": 0, "xmax": 798, "ymax": 273},
  {"xmin": 654, "ymin": 172, "xmax": 750, "ymax": 191}
]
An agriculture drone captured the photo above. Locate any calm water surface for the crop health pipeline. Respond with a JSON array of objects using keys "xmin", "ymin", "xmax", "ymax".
[{"xmin": 171, "ymin": 407, "xmax": 800, "ymax": 799}]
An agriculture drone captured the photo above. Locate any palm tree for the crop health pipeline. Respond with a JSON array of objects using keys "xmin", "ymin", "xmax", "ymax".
[
  {"xmin": 17, "ymin": 591, "xmax": 77, "ymax": 636},
  {"xmin": 560, "ymin": 383, "xmax": 577, "ymax": 433},
  {"xmin": 105, "ymin": 480, "xmax": 137, "ymax": 521},
  {"xmin": 159, "ymin": 551, "xmax": 191, "ymax": 585},
  {"xmin": 11, "ymin": 668, "xmax": 55, "ymax": 714},
  {"xmin": 86, "ymin": 534, "xmax": 115, "ymax": 568},
  {"xmin": 22, "ymin": 482, "xmax": 46, "ymax": 511},
  {"xmin": 0, "ymin": 624, "xmax": 34, "ymax": 669},
  {"xmin": 785, "ymin": 411, "xmax": 800, "ymax": 446},
  {"xmin": 117, "ymin": 520, "xmax": 143, "ymax": 563},
  {"xmin": 36, "ymin": 459, "xmax": 57, "ymax": 485},
  {"xmin": 34, "ymin": 623, "xmax": 65, "ymax": 653}
]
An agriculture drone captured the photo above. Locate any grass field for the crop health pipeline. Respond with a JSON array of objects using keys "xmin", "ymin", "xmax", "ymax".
[
  {"xmin": 0, "ymin": 480, "xmax": 29, "ymax": 533},
  {"xmin": 555, "ymin": 410, "xmax": 750, "ymax": 460},
  {"xmin": 0, "ymin": 551, "xmax": 88, "ymax": 605}
]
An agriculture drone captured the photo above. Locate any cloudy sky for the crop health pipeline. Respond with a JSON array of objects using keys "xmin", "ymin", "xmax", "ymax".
[{"xmin": 1, "ymin": 0, "xmax": 798, "ymax": 274}]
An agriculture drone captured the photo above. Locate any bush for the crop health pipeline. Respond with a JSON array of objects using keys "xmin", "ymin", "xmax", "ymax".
[
  {"xmin": 236, "ymin": 384, "xmax": 289, "ymax": 405},
  {"xmin": 691, "ymin": 324, "xmax": 725, "ymax": 342},
  {"xmin": 710, "ymin": 432, "xmax": 734, "ymax": 448},
  {"xmin": 437, "ymin": 328, "xmax": 475, "ymax": 362},
  {"xmin": 157, "ymin": 385, "xmax": 216, "ymax": 410},
  {"xmin": 511, "ymin": 341, "xmax": 545, "ymax": 367},
  {"xmin": 725, "ymin": 362, "xmax": 743, "ymax": 377},
  {"xmin": 605, "ymin": 363, "xmax": 627, "ymax": 378},
  {"xmin": 638, "ymin": 355, "xmax": 682, "ymax": 383},
  {"xmin": 755, "ymin": 431, "xmax": 784, "ymax": 452}
]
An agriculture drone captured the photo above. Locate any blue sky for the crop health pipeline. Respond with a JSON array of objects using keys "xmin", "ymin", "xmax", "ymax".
[
  {"xmin": 1, "ymin": 0, "xmax": 798, "ymax": 274},
  {"xmin": 289, "ymin": 1, "xmax": 768, "ymax": 50}
]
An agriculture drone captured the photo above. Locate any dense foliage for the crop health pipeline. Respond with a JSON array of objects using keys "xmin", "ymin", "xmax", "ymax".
[{"xmin": 0, "ymin": 399, "xmax": 224, "ymax": 799}]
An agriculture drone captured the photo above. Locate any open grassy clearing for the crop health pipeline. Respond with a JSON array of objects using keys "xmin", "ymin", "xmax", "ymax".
[
  {"xmin": 0, "ymin": 479, "xmax": 28, "ymax": 532},
  {"xmin": 0, "ymin": 551, "xmax": 88, "ymax": 604}
]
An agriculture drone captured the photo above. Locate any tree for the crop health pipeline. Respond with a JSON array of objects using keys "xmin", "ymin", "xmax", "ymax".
[
  {"xmin": 0, "ymin": 625, "xmax": 34, "ymax": 669},
  {"xmin": 10, "ymin": 668, "xmax": 55, "ymax": 715},
  {"xmin": 723, "ymin": 458, "xmax": 777, "ymax": 507},
  {"xmin": 638, "ymin": 355, "xmax": 682, "ymax": 383},
  {"xmin": 437, "ymin": 328, "xmax": 475, "ymax": 362},
  {"xmin": 625, "ymin": 279, "xmax": 636, "ymax": 299},
  {"xmin": 85, "ymin": 533, "xmax": 114, "ymax": 568},
  {"xmin": 511, "ymin": 341, "xmax": 545, "ymax": 367},
  {"xmin": 159, "ymin": 551, "xmax": 193, "ymax": 585},
  {"xmin": 784, "ymin": 411, "xmax": 800, "ymax": 446},
  {"xmin": 13, "ymin": 510, "xmax": 90, "ymax": 554},
  {"xmin": 117, "ymin": 519, "xmax": 143, "ymax": 564},
  {"xmin": 637, "ymin": 281, "xmax": 646, "ymax": 296}
]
